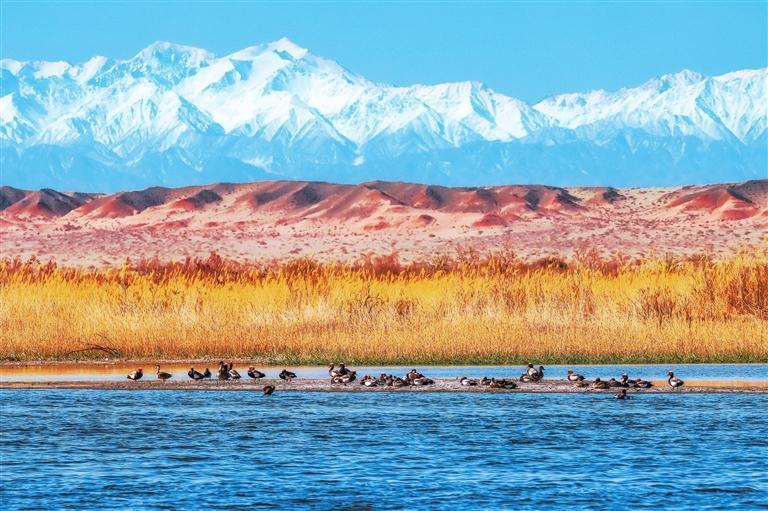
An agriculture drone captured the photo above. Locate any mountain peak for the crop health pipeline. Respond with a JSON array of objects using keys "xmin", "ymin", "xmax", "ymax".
[
  {"xmin": 1, "ymin": 41, "xmax": 765, "ymax": 191},
  {"xmin": 267, "ymin": 37, "xmax": 308, "ymax": 58}
]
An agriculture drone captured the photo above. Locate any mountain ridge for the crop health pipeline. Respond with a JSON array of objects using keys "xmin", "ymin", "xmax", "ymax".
[{"xmin": 2, "ymin": 39, "xmax": 766, "ymax": 191}]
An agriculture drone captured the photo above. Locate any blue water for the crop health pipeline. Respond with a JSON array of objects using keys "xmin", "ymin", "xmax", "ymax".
[{"xmin": 1, "ymin": 390, "xmax": 766, "ymax": 510}]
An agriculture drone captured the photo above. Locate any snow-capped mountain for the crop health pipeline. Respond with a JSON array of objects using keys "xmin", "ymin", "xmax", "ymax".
[{"xmin": 1, "ymin": 38, "xmax": 766, "ymax": 191}]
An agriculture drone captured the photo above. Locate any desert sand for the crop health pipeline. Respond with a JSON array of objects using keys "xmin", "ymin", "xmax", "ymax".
[{"xmin": 1, "ymin": 179, "xmax": 766, "ymax": 265}]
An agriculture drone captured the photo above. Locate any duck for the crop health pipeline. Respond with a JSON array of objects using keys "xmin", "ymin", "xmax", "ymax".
[
  {"xmin": 619, "ymin": 374, "xmax": 631, "ymax": 387},
  {"xmin": 615, "ymin": 389, "xmax": 631, "ymax": 400},
  {"xmin": 497, "ymin": 378, "xmax": 518, "ymax": 389},
  {"xmin": 520, "ymin": 363, "xmax": 535, "ymax": 380},
  {"xmin": 155, "ymin": 365, "xmax": 172, "ymax": 381},
  {"xmin": 667, "ymin": 371, "xmax": 684, "ymax": 389},
  {"xmin": 489, "ymin": 378, "xmax": 502, "ymax": 389},
  {"xmin": 459, "ymin": 377, "xmax": 477, "ymax": 386},
  {"xmin": 228, "ymin": 364, "xmax": 241, "ymax": 380},
  {"xmin": 529, "ymin": 366, "xmax": 545, "ymax": 382},
  {"xmin": 188, "ymin": 368, "xmax": 204, "ymax": 380},
  {"xmin": 340, "ymin": 371, "xmax": 357, "ymax": 384},
  {"xmin": 573, "ymin": 380, "xmax": 589, "ymax": 388},
  {"xmin": 361, "ymin": 376, "xmax": 378, "ymax": 387},
  {"xmin": 391, "ymin": 377, "xmax": 408, "ymax": 387},
  {"xmin": 263, "ymin": 385, "xmax": 275, "ymax": 396},
  {"xmin": 608, "ymin": 378, "xmax": 624, "ymax": 388},
  {"xmin": 127, "ymin": 368, "xmax": 143, "ymax": 381},
  {"xmin": 329, "ymin": 363, "xmax": 351, "ymax": 378},
  {"xmin": 412, "ymin": 376, "xmax": 434, "ymax": 386},
  {"xmin": 247, "ymin": 367, "xmax": 265, "ymax": 379},
  {"xmin": 217, "ymin": 361, "xmax": 230, "ymax": 380},
  {"xmin": 634, "ymin": 378, "xmax": 653, "ymax": 389},
  {"xmin": 567, "ymin": 369, "xmax": 585, "ymax": 382},
  {"xmin": 520, "ymin": 374, "xmax": 534, "ymax": 383},
  {"xmin": 480, "ymin": 376, "xmax": 492, "ymax": 386},
  {"xmin": 279, "ymin": 369, "xmax": 297, "ymax": 382},
  {"xmin": 592, "ymin": 378, "xmax": 610, "ymax": 390},
  {"xmin": 202, "ymin": 368, "xmax": 212, "ymax": 379},
  {"xmin": 406, "ymin": 369, "xmax": 424, "ymax": 381}
]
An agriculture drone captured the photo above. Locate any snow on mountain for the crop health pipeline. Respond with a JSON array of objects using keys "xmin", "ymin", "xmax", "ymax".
[{"xmin": 1, "ymin": 39, "xmax": 766, "ymax": 191}]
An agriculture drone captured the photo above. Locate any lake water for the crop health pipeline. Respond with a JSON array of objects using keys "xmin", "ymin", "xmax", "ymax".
[
  {"xmin": 1, "ymin": 389, "xmax": 766, "ymax": 510},
  {"xmin": 2, "ymin": 363, "xmax": 767, "ymax": 383}
]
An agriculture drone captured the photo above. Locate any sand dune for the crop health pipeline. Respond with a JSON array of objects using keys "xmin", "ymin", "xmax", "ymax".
[{"xmin": 1, "ymin": 180, "xmax": 765, "ymax": 265}]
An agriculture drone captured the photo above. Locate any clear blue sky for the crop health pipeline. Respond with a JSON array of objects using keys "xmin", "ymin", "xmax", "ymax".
[{"xmin": 1, "ymin": 1, "xmax": 766, "ymax": 102}]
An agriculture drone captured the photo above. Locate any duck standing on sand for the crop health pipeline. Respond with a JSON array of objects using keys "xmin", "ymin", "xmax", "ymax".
[
  {"xmin": 530, "ymin": 366, "xmax": 545, "ymax": 382},
  {"xmin": 247, "ymin": 367, "xmax": 265, "ymax": 379},
  {"xmin": 202, "ymin": 368, "xmax": 212, "ymax": 379},
  {"xmin": 263, "ymin": 385, "xmax": 275, "ymax": 396},
  {"xmin": 279, "ymin": 369, "xmax": 297, "ymax": 382},
  {"xmin": 217, "ymin": 362, "xmax": 229, "ymax": 380},
  {"xmin": 329, "ymin": 363, "xmax": 351, "ymax": 378},
  {"xmin": 667, "ymin": 371, "xmax": 684, "ymax": 390},
  {"xmin": 127, "ymin": 368, "xmax": 143, "ymax": 381},
  {"xmin": 155, "ymin": 365, "xmax": 172, "ymax": 381},
  {"xmin": 567, "ymin": 369, "xmax": 585, "ymax": 382},
  {"xmin": 620, "ymin": 374, "xmax": 631, "ymax": 387},
  {"xmin": 188, "ymin": 368, "xmax": 204, "ymax": 380},
  {"xmin": 228, "ymin": 363, "xmax": 241, "ymax": 380}
]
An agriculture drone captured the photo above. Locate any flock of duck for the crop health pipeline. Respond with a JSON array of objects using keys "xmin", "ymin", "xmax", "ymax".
[{"xmin": 125, "ymin": 362, "xmax": 686, "ymax": 397}]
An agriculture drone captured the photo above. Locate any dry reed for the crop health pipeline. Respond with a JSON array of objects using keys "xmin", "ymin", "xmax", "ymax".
[{"xmin": 1, "ymin": 249, "xmax": 766, "ymax": 364}]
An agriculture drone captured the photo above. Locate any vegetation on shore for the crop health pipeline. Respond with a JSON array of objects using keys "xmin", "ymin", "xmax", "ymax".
[{"xmin": 1, "ymin": 249, "xmax": 766, "ymax": 364}]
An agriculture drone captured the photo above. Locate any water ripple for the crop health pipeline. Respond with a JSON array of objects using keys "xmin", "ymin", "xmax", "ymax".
[{"xmin": 1, "ymin": 390, "xmax": 767, "ymax": 510}]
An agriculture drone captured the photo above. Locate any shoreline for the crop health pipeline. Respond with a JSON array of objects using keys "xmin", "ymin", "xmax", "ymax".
[{"xmin": 2, "ymin": 378, "xmax": 766, "ymax": 394}]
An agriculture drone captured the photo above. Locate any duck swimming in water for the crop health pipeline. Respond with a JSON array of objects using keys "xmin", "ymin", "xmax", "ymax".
[
  {"xmin": 155, "ymin": 365, "xmax": 172, "ymax": 381},
  {"xmin": 127, "ymin": 368, "xmax": 143, "ymax": 381},
  {"xmin": 592, "ymin": 378, "xmax": 610, "ymax": 390},
  {"xmin": 615, "ymin": 389, "xmax": 631, "ymax": 400},
  {"xmin": 188, "ymin": 368, "xmax": 204, "ymax": 380},
  {"xmin": 567, "ymin": 369, "xmax": 585, "ymax": 382},
  {"xmin": 263, "ymin": 385, "xmax": 275, "ymax": 396},
  {"xmin": 279, "ymin": 369, "xmax": 297, "ymax": 382},
  {"xmin": 667, "ymin": 371, "xmax": 684, "ymax": 389},
  {"xmin": 247, "ymin": 367, "xmax": 265, "ymax": 379}
]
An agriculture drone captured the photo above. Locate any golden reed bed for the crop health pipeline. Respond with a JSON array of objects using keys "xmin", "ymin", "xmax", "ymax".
[{"xmin": 1, "ymin": 249, "xmax": 766, "ymax": 364}]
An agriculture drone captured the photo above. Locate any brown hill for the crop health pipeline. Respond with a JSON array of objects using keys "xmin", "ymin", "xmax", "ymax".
[{"xmin": 1, "ymin": 179, "xmax": 765, "ymax": 265}]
